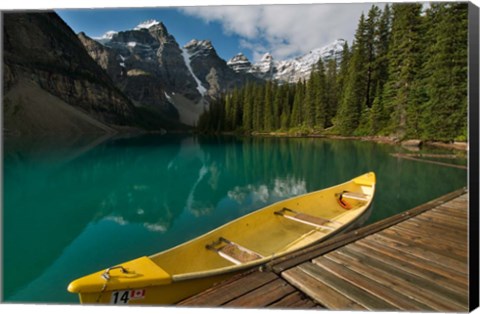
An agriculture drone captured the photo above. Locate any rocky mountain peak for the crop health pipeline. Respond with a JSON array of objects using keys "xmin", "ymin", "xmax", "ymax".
[
  {"xmin": 250, "ymin": 52, "xmax": 275, "ymax": 78},
  {"xmin": 227, "ymin": 53, "xmax": 252, "ymax": 73},
  {"xmin": 184, "ymin": 39, "xmax": 215, "ymax": 59}
]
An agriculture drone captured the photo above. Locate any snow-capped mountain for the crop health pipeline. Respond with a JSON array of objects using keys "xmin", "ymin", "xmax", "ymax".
[
  {"xmin": 226, "ymin": 53, "xmax": 252, "ymax": 73},
  {"xmin": 250, "ymin": 53, "xmax": 275, "ymax": 79},
  {"xmin": 228, "ymin": 39, "xmax": 346, "ymax": 83},
  {"xmin": 80, "ymin": 20, "xmax": 257, "ymax": 126}
]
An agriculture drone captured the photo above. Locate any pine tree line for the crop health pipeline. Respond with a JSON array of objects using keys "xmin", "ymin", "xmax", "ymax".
[{"xmin": 197, "ymin": 3, "xmax": 468, "ymax": 142}]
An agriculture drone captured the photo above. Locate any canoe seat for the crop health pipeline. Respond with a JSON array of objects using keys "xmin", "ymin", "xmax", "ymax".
[
  {"xmin": 341, "ymin": 191, "xmax": 369, "ymax": 201},
  {"xmin": 206, "ymin": 237, "xmax": 263, "ymax": 265},
  {"xmin": 274, "ymin": 208, "xmax": 340, "ymax": 231}
]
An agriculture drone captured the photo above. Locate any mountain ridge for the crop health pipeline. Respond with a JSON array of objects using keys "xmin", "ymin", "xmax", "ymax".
[{"xmin": 227, "ymin": 39, "xmax": 346, "ymax": 83}]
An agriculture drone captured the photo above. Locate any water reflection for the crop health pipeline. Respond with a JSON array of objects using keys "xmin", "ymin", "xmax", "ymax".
[{"xmin": 3, "ymin": 134, "xmax": 467, "ymax": 303}]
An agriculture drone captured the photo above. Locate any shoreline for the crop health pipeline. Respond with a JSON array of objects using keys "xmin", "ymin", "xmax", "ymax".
[
  {"xmin": 247, "ymin": 132, "xmax": 469, "ymax": 151},
  {"xmin": 3, "ymin": 128, "xmax": 468, "ymax": 152}
]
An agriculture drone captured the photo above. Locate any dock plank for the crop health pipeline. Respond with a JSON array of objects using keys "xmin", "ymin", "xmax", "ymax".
[
  {"xmin": 224, "ymin": 278, "xmax": 295, "ymax": 307},
  {"xmin": 392, "ymin": 222, "xmax": 468, "ymax": 247},
  {"xmin": 334, "ymin": 246, "xmax": 467, "ymax": 311},
  {"xmin": 324, "ymin": 252, "xmax": 437, "ymax": 311},
  {"xmin": 432, "ymin": 202, "xmax": 468, "ymax": 218},
  {"xmin": 398, "ymin": 219, "xmax": 467, "ymax": 242},
  {"xmin": 389, "ymin": 223, "xmax": 468, "ymax": 251},
  {"xmin": 377, "ymin": 227, "xmax": 467, "ymax": 262},
  {"xmin": 352, "ymin": 240, "xmax": 468, "ymax": 297},
  {"xmin": 312, "ymin": 256, "xmax": 429, "ymax": 311},
  {"xmin": 268, "ymin": 291, "xmax": 320, "ymax": 308},
  {"xmin": 414, "ymin": 213, "xmax": 468, "ymax": 230},
  {"xmin": 344, "ymin": 243, "xmax": 469, "ymax": 310},
  {"xmin": 370, "ymin": 233, "xmax": 468, "ymax": 273},
  {"xmin": 282, "ymin": 266, "xmax": 367, "ymax": 310},
  {"xmin": 356, "ymin": 237, "xmax": 468, "ymax": 290},
  {"xmin": 177, "ymin": 271, "xmax": 278, "ymax": 306},
  {"xmin": 427, "ymin": 209, "xmax": 468, "ymax": 222},
  {"xmin": 298, "ymin": 262, "xmax": 398, "ymax": 310}
]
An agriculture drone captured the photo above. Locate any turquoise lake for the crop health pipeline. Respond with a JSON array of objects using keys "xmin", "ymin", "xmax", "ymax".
[{"xmin": 2, "ymin": 134, "xmax": 467, "ymax": 304}]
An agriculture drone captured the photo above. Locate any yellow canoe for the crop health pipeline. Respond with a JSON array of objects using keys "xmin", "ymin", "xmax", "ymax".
[{"xmin": 68, "ymin": 172, "xmax": 376, "ymax": 305}]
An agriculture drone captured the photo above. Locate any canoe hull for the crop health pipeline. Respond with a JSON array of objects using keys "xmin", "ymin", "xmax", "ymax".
[
  {"xmin": 78, "ymin": 272, "xmax": 234, "ymax": 305},
  {"xmin": 69, "ymin": 172, "xmax": 376, "ymax": 305}
]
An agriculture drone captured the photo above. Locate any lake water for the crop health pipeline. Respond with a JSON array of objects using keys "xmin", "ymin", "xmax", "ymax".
[{"xmin": 2, "ymin": 134, "xmax": 467, "ymax": 304}]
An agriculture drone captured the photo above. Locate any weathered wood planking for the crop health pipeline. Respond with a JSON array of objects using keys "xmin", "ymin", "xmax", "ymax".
[
  {"xmin": 282, "ymin": 190, "xmax": 469, "ymax": 311},
  {"xmin": 177, "ymin": 270, "xmax": 278, "ymax": 306},
  {"xmin": 282, "ymin": 267, "xmax": 366, "ymax": 310},
  {"xmin": 178, "ymin": 189, "xmax": 469, "ymax": 310},
  {"xmin": 268, "ymin": 291, "xmax": 320, "ymax": 308}
]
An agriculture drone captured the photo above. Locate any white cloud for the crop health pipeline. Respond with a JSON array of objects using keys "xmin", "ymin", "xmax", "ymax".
[{"xmin": 180, "ymin": 3, "xmax": 379, "ymax": 61}]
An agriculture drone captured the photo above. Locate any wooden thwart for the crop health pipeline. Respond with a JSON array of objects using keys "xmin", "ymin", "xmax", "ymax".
[
  {"xmin": 274, "ymin": 208, "xmax": 339, "ymax": 230},
  {"xmin": 206, "ymin": 237, "xmax": 263, "ymax": 265},
  {"xmin": 341, "ymin": 192, "xmax": 369, "ymax": 201}
]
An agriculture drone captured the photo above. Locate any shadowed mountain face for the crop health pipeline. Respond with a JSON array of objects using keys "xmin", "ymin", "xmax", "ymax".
[{"xmin": 2, "ymin": 12, "xmax": 157, "ymax": 135}]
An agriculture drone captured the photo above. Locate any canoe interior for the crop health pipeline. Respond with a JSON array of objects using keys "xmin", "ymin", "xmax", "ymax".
[{"xmin": 151, "ymin": 173, "xmax": 375, "ymax": 277}]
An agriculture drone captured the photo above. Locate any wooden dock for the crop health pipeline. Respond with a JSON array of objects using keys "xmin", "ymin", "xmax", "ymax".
[{"xmin": 178, "ymin": 188, "xmax": 469, "ymax": 311}]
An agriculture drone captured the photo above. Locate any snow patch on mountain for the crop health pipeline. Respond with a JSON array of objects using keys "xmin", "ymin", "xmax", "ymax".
[
  {"xmin": 134, "ymin": 19, "xmax": 161, "ymax": 30},
  {"xmin": 181, "ymin": 47, "xmax": 207, "ymax": 96},
  {"xmin": 94, "ymin": 30, "xmax": 118, "ymax": 44}
]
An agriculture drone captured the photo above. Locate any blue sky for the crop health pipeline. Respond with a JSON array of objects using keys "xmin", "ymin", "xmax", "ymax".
[{"xmin": 56, "ymin": 3, "xmax": 378, "ymax": 62}]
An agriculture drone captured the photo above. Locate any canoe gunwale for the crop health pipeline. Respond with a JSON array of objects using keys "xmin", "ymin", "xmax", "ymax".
[{"xmin": 170, "ymin": 175, "xmax": 376, "ymax": 283}]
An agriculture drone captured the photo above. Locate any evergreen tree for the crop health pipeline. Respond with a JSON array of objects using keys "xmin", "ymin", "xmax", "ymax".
[
  {"xmin": 325, "ymin": 59, "xmax": 339, "ymax": 128},
  {"xmin": 375, "ymin": 4, "xmax": 392, "ymax": 94},
  {"xmin": 334, "ymin": 13, "xmax": 368, "ymax": 134},
  {"xmin": 421, "ymin": 3, "xmax": 468, "ymax": 141},
  {"xmin": 224, "ymin": 93, "xmax": 233, "ymax": 131},
  {"xmin": 242, "ymin": 82, "xmax": 253, "ymax": 131},
  {"xmin": 365, "ymin": 5, "xmax": 381, "ymax": 109},
  {"xmin": 381, "ymin": 3, "xmax": 423, "ymax": 138},
  {"xmin": 272, "ymin": 83, "xmax": 283, "ymax": 130},
  {"xmin": 263, "ymin": 80, "xmax": 274, "ymax": 131},
  {"xmin": 230, "ymin": 87, "xmax": 242, "ymax": 130},
  {"xmin": 304, "ymin": 68, "xmax": 317, "ymax": 128},
  {"xmin": 337, "ymin": 41, "xmax": 351, "ymax": 102},
  {"xmin": 314, "ymin": 58, "xmax": 327, "ymax": 128},
  {"xmin": 291, "ymin": 80, "xmax": 304, "ymax": 127},
  {"xmin": 253, "ymin": 83, "xmax": 265, "ymax": 131}
]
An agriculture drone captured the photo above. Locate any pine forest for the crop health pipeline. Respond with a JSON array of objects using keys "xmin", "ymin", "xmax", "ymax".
[{"xmin": 197, "ymin": 3, "xmax": 468, "ymax": 142}]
